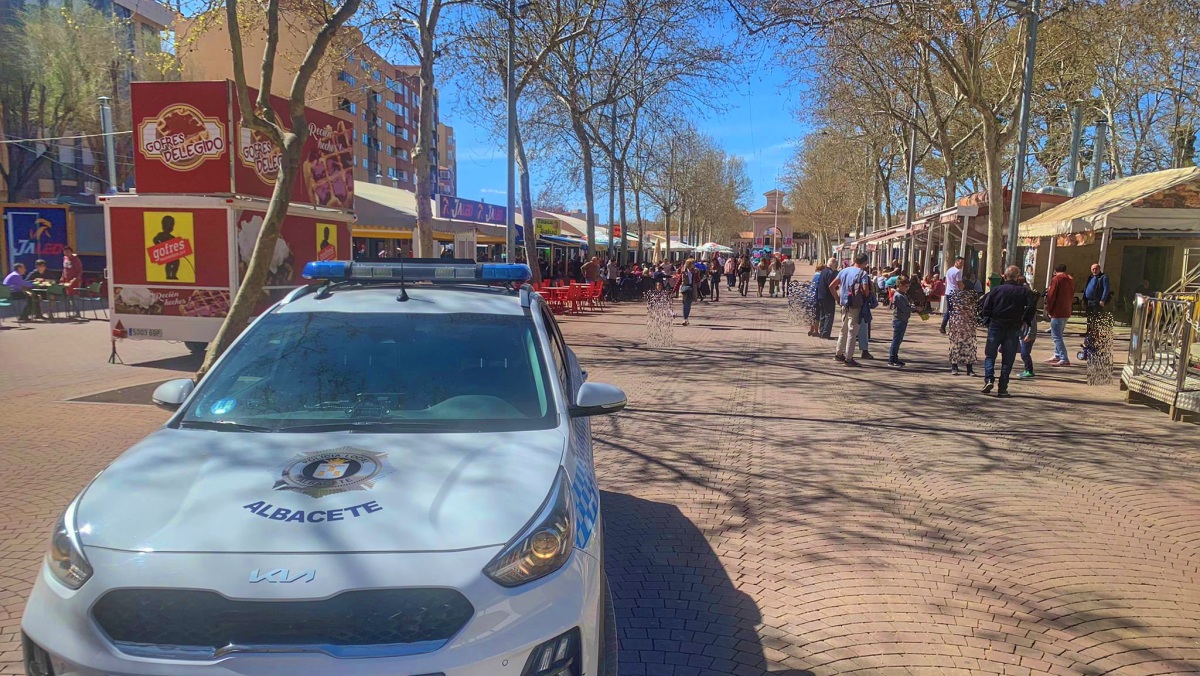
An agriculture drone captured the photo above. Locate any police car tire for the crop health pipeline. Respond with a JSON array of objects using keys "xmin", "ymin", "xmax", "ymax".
[{"xmin": 600, "ymin": 572, "xmax": 619, "ymax": 676}]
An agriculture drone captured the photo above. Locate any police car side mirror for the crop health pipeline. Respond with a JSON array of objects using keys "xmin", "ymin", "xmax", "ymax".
[
  {"xmin": 569, "ymin": 382, "xmax": 627, "ymax": 418},
  {"xmin": 152, "ymin": 378, "xmax": 195, "ymax": 411}
]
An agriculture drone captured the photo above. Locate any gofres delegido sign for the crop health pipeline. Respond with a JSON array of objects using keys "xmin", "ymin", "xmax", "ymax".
[{"xmin": 132, "ymin": 81, "xmax": 354, "ymax": 210}]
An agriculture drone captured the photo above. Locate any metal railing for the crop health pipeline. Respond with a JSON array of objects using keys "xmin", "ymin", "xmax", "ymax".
[
  {"xmin": 1165, "ymin": 247, "xmax": 1200, "ymax": 294},
  {"xmin": 1127, "ymin": 294, "xmax": 1200, "ymax": 391}
]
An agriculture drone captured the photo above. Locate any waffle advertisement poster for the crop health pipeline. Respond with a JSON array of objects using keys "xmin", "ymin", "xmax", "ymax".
[{"xmin": 132, "ymin": 81, "xmax": 355, "ymax": 211}]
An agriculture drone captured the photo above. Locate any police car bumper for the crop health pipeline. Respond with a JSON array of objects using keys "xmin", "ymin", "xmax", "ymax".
[{"xmin": 21, "ymin": 546, "xmax": 603, "ymax": 676}]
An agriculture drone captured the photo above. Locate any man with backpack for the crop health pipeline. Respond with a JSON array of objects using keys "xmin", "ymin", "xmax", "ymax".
[{"xmin": 829, "ymin": 252, "xmax": 872, "ymax": 367}]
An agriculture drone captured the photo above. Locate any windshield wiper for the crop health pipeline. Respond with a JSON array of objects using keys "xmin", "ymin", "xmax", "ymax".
[
  {"xmin": 178, "ymin": 420, "xmax": 274, "ymax": 433},
  {"xmin": 275, "ymin": 421, "xmax": 465, "ymax": 433}
]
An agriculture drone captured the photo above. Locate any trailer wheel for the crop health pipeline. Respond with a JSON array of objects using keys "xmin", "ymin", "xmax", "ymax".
[{"xmin": 185, "ymin": 341, "xmax": 208, "ymax": 354}]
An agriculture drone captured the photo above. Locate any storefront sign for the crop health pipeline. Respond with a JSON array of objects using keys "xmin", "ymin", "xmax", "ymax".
[
  {"xmin": 3, "ymin": 205, "xmax": 70, "ymax": 273},
  {"xmin": 132, "ymin": 81, "xmax": 355, "ymax": 210},
  {"xmin": 437, "ymin": 195, "xmax": 506, "ymax": 226},
  {"xmin": 533, "ymin": 218, "xmax": 560, "ymax": 237}
]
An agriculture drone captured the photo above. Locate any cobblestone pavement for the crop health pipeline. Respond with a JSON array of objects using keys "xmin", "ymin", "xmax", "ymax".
[{"xmin": 2, "ymin": 289, "xmax": 1199, "ymax": 675}]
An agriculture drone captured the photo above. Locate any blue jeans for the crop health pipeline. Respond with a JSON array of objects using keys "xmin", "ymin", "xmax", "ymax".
[
  {"xmin": 681, "ymin": 289, "xmax": 694, "ymax": 320},
  {"xmin": 984, "ymin": 324, "xmax": 1022, "ymax": 390},
  {"xmin": 818, "ymin": 296, "xmax": 836, "ymax": 338},
  {"xmin": 857, "ymin": 319, "xmax": 870, "ymax": 352},
  {"xmin": 1050, "ymin": 317, "xmax": 1068, "ymax": 361},
  {"xmin": 941, "ymin": 296, "xmax": 953, "ymax": 331},
  {"xmin": 1020, "ymin": 336, "xmax": 1035, "ymax": 373},
  {"xmin": 890, "ymin": 319, "xmax": 908, "ymax": 362}
]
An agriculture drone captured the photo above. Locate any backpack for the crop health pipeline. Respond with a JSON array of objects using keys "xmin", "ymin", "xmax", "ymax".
[{"xmin": 842, "ymin": 270, "xmax": 868, "ymax": 309}]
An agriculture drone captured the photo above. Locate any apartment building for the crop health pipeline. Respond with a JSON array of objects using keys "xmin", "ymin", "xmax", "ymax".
[
  {"xmin": 179, "ymin": 20, "xmax": 456, "ymax": 195},
  {"xmin": 437, "ymin": 122, "xmax": 458, "ymax": 196}
]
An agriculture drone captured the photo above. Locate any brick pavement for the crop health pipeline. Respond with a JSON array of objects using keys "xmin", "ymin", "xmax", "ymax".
[
  {"xmin": 571, "ymin": 286, "xmax": 1200, "ymax": 675},
  {"xmin": 1, "ymin": 291, "xmax": 1198, "ymax": 675}
]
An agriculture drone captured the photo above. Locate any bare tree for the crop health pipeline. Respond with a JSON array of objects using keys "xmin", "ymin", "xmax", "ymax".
[
  {"xmin": 199, "ymin": 0, "xmax": 361, "ymax": 376},
  {"xmin": 387, "ymin": 0, "xmax": 472, "ymax": 257}
]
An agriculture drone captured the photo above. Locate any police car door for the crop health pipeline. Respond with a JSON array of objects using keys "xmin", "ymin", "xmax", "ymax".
[{"xmin": 537, "ymin": 305, "xmax": 602, "ymax": 560}]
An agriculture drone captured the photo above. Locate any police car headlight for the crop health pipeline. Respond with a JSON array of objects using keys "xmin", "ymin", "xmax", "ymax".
[
  {"xmin": 484, "ymin": 468, "xmax": 574, "ymax": 587},
  {"xmin": 47, "ymin": 497, "xmax": 92, "ymax": 590}
]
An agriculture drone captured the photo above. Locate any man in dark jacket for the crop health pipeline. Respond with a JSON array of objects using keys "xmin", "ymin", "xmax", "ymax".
[
  {"xmin": 980, "ymin": 266, "xmax": 1037, "ymax": 397},
  {"xmin": 814, "ymin": 258, "xmax": 837, "ymax": 339},
  {"xmin": 1083, "ymin": 263, "xmax": 1111, "ymax": 359}
]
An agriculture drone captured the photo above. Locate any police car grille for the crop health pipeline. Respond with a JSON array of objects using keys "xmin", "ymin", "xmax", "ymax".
[{"xmin": 92, "ymin": 588, "xmax": 474, "ymax": 658}]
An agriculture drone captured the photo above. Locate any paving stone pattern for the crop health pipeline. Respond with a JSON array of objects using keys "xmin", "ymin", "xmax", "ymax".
[{"xmin": 1, "ymin": 290, "xmax": 1198, "ymax": 675}]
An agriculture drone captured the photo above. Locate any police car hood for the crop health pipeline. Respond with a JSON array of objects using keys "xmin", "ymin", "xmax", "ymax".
[{"xmin": 77, "ymin": 428, "xmax": 567, "ymax": 554}]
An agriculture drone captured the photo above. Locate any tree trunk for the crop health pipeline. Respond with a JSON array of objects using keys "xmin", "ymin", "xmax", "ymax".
[
  {"xmin": 980, "ymin": 117, "xmax": 1005, "ymax": 285},
  {"xmin": 664, "ymin": 211, "xmax": 671, "ymax": 262},
  {"xmin": 413, "ymin": 31, "xmax": 437, "ymax": 258},
  {"xmin": 634, "ymin": 183, "xmax": 644, "ymax": 263},
  {"xmin": 199, "ymin": 134, "xmax": 302, "ymax": 377},
  {"xmin": 943, "ymin": 171, "xmax": 958, "ymax": 209},
  {"xmin": 618, "ymin": 159, "xmax": 628, "ymax": 263},
  {"xmin": 571, "ymin": 114, "xmax": 596, "ymax": 253},
  {"xmin": 515, "ymin": 122, "xmax": 541, "ymax": 285}
]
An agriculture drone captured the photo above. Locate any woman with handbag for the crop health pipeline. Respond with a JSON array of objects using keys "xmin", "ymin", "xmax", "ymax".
[{"xmin": 679, "ymin": 258, "xmax": 698, "ymax": 326}]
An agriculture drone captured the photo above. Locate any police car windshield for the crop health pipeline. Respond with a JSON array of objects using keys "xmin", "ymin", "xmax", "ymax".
[{"xmin": 181, "ymin": 311, "xmax": 557, "ymax": 432}]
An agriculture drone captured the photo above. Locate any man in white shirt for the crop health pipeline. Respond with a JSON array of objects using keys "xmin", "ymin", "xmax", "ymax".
[{"xmin": 941, "ymin": 256, "xmax": 965, "ymax": 334}]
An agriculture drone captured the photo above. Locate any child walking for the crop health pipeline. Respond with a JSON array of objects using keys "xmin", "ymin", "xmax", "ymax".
[{"xmin": 889, "ymin": 276, "xmax": 913, "ymax": 367}]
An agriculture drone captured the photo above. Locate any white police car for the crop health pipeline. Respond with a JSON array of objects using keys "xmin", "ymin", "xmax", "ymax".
[{"xmin": 22, "ymin": 260, "xmax": 623, "ymax": 676}]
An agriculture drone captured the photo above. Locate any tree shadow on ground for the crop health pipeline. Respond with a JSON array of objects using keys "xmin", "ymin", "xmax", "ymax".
[{"xmin": 603, "ymin": 491, "xmax": 814, "ymax": 676}]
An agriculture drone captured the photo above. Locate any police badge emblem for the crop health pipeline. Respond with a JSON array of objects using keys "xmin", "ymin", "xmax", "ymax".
[{"xmin": 273, "ymin": 447, "xmax": 394, "ymax": 499}]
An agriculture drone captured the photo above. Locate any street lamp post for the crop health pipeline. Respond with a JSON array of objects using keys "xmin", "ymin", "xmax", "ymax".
[
  {"xmin": 504, "ymin": 0, "xmax": 518, "ymax": 263},
  {"xmin": 1004, "ymin": 0, "xmax": 1041, "ymax": 269},
  {"xmin": 98, "ymin": 97, "xmax": 118, "ymax": 193}
]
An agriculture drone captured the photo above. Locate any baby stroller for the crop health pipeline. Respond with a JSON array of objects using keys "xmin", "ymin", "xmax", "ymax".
[{"xmin": 698, "ymin": 276, "xmax": 712, "ymax": 300}]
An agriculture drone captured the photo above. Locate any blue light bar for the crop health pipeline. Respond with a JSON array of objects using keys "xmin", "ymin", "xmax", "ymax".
[{"xmin": 302, "ymin": 260, "xmax": 531, "ymax": 284}]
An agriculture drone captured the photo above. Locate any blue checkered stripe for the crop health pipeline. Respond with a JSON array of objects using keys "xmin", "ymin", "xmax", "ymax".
[{"xmin": 572, "ymin": 463, "xmax": 600, "ymax": 549}]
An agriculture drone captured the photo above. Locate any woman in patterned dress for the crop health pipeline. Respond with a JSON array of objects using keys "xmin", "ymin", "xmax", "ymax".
[{"xmin": 947, "ymin": 288, "xmax": 979, "ymax": 376}]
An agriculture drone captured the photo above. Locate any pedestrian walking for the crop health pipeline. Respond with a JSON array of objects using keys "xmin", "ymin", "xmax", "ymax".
[
  {"xmin": 947, "ymin": 287, "xmax": 980, "ymax": 376},
  {"xmin": 1083, "ymin": 262, "xmax": 1111, "ymax": 359},
  {"xmin": 678, "ymin": 258, "xmax": 698, "ymax": 326},
  {"xmin": 830, "ymin": 252, "xmax": 872, "ymax": 367},
  {"xmin": 980, "ymin": 266, "xmax": 1037, "ymax": 397},
  {"xmin": 1045, "ymin": 263, "xmax": 1074, "ymax": 367},
  {"xmin": 710, "ymin": 259, "xmax": 721, "ymax": 302},
  {"xmin": 724, "ymin": 256, "xmax": 737, "ymax": 290},
  {"xmin": 61, "ymin": 246, "xmax": 83, "ymax": 318},
  {"xmin": 738, "ymin": 256, "xmax": 752, "ymax": 296},
  {"xmin": 856, "ymin": 281, "xmax": 878, "ymax": 360},
  {"xmin": 768, "ymin": 257, "xmax": 783, "ymax": 297},
  {"xmin": 1018, "ymin": 275, "xmax": 1038, "ymax": 379},
  {"xmin": 815, "ymin": 258, "xmax": 837, "ymax": 339},
  {"xmin": 889, "ymin": 275, "xmax": 913, "ymax": 367},
  {"xmin": 940, "ymin": 257, "xmax": 964, "ymax": 335},
  {"xmin": 808, "ymin": 261, "xmax": 828, "ymax": 336},
  {"xmin": 781, "ymin": 255, "xmax": 796, "ymax": 290},
  {"xmin": 756, "ymin": 257, "xmax": 770, "ymax": 297}
]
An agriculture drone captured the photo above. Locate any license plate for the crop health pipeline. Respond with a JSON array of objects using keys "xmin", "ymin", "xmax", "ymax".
[{"xmin": 127, "ymin": 328, "xmax": 163, "ymax": 338}]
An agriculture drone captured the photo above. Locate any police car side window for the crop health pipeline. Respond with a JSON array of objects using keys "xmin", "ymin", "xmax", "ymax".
[{"xmin": 541, "ymin": 308, "xmax": 570, "ymax": 391}]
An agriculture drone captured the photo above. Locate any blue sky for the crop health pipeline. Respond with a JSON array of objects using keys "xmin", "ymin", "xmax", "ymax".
[{"xmin": 440, "ymin": 48, "xmax": 811, "ymax": 215}]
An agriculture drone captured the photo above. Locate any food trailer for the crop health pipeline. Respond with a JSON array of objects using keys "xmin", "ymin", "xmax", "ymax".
[{"xmin": 108, "ymin": 80, "xmax": 355, "ymax": 350}]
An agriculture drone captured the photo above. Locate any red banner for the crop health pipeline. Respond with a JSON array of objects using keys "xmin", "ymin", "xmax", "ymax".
[
  {"xmin": 132, "ymin": 81, "xmax": 355, "ymax": 210},
  {"xmin": 233, "ymin": 88, "xmax": 355, "ymax": 210}
]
